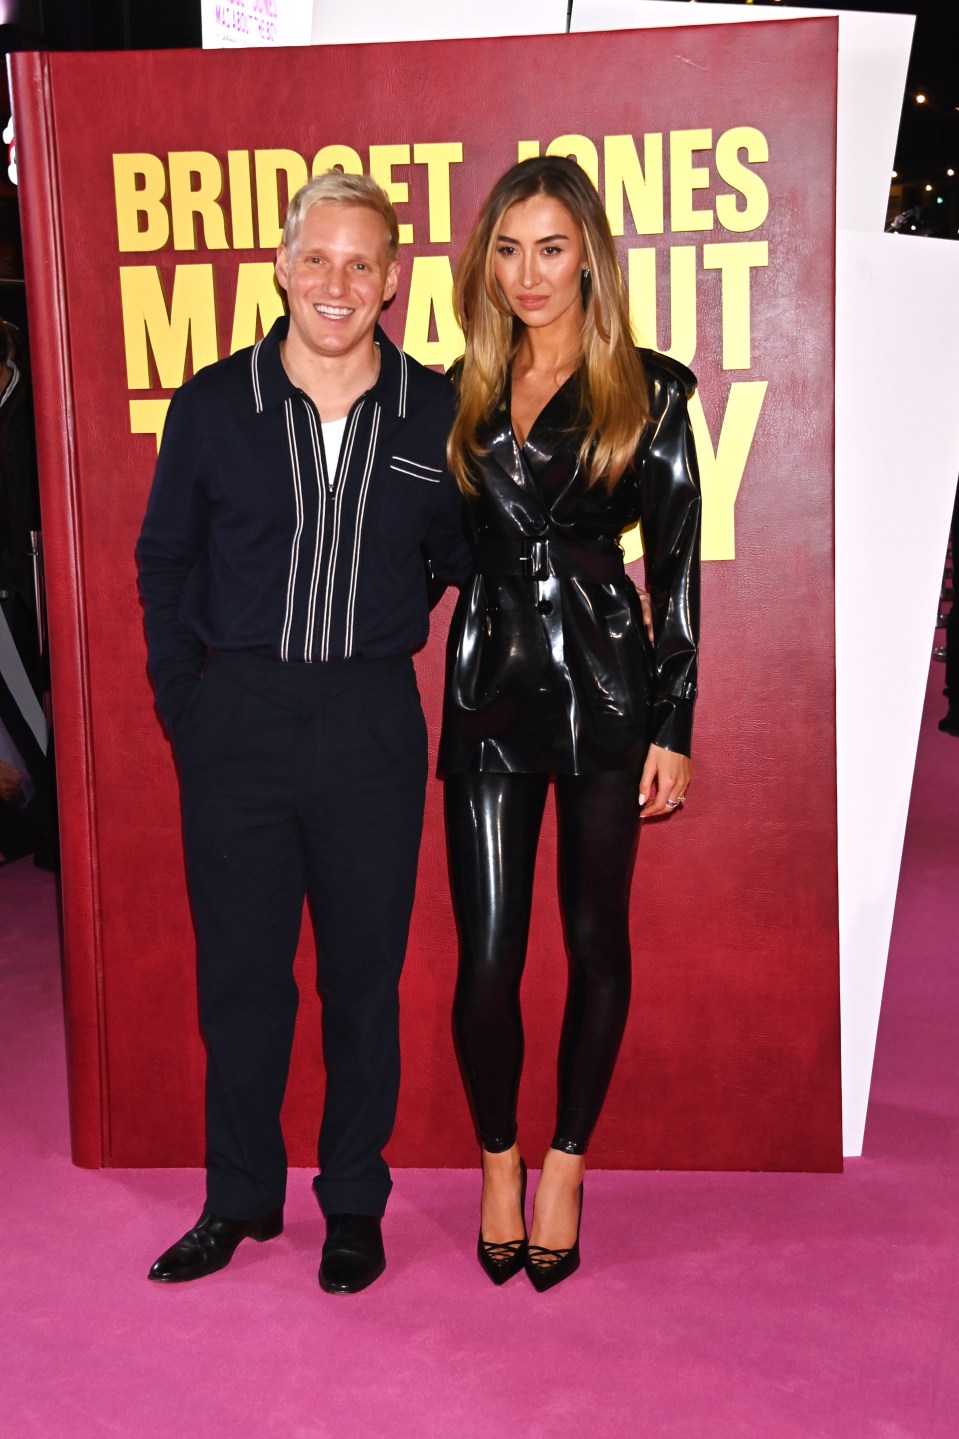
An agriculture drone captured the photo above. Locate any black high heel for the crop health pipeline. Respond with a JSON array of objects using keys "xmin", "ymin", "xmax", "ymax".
[
  {"xmin": 526, "ymin": 1182, "xmax": 583, "ymax": 1292},
  {"xmin": 477, "ymin": 1157, "xmax": 528, "ymax": 1285}
]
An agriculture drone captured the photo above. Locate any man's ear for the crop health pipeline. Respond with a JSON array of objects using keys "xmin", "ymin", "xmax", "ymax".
[
  {"xmin": 275, "ymin": 244, "xmax": 290, "ymax": 293},
  {"xmin": 383, "ymin": 258, "xmax": 400, "ymax": 303}
]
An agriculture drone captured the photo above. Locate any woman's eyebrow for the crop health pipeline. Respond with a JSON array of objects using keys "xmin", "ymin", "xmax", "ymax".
[{"xmin": 496, "ymin": 232, "xmax": 569, "ymax": 244}]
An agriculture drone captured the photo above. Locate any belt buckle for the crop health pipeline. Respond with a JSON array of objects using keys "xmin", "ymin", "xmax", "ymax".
[{"xmin": 521, "ymin": 540, "xmax": 549, "ymax": 581}]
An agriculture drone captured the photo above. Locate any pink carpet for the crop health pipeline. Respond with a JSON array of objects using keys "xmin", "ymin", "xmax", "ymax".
[{"xmin": 2, "ymin": 664, "xmax": 957, "ymax": 1437}]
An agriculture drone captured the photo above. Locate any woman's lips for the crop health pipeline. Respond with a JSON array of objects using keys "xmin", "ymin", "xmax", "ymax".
[{"xmin": 516, "ymin": 295, "xmax": 549, "ymax": 311}]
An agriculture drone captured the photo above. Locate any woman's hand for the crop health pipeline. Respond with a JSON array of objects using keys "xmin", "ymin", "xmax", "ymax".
[{"xmin": 638, "ymin": 743, "xmax": 690, "ymax": 818}]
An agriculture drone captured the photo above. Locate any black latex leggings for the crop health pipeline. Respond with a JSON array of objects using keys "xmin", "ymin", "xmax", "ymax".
[{"xmin": 445, "ymin": 770, "xmax": 641, "ymax": 1156}]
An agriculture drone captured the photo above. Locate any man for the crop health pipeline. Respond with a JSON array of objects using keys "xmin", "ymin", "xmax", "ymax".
[{"xmin": 137, "ymin": 173, "xmax": 467, "ymax": 1294}]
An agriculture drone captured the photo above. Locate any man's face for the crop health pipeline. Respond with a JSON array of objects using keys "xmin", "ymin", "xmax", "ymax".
[{"xmin": 275, "ymin": 202, "xmax": 399, "ymax": 361}]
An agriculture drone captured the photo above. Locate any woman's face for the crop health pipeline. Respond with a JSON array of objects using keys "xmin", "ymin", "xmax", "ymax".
[{"xmin": 492, "ymin": 194, "xmax": 587, "ymax": 333}]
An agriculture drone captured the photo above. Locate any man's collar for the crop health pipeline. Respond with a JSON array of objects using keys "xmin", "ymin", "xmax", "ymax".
[
  {"xmin": 249, "ymin": 315, "xmax": 294, "ymax": 413},
  {"xmin": 250, "ymin": 316, "xmax": 408, "ymax": 419}
]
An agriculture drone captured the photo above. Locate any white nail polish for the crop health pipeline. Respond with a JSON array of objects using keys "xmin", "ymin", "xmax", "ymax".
[{"xmin": 638, "ymin": 793, "xmax": 646, "ymax": 806}]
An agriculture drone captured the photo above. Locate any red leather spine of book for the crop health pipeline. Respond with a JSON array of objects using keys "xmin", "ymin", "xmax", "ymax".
[{"xmin": 9, "ymin": 51, "xmax": 106, "ymax": 1166}]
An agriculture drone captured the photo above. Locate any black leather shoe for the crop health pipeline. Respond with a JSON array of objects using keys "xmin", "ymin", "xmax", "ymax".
[
  {"xmin": 148, "ymin": 1207, "xmax": 283, "ymax": 1283},
  {"xmin": 526, "ymin": 1183, "xmax": 583, "ymax": 1293},
  {"xmin": 478, "ymin": 1157, "xmax": 528, "ymax": 1285},
  {"xmin": 318, "ymin": 1214, "xmax": 386, "ymax": 1294}
]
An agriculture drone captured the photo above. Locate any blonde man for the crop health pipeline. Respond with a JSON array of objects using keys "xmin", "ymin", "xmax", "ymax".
[{"xmin": 138, "ymin": 174, "xmax": 467, "ymax": 1294}]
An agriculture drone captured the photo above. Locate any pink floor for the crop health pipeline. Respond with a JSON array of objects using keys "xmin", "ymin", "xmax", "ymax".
[{"xmin": 2, "ymin": 666, "xmax": 958, "ymax": 1437}]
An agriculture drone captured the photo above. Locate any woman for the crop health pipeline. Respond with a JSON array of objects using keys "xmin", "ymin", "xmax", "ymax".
[{"xmin": 440, "ymin": 156, "xmax": 701, "ymax": 1290}]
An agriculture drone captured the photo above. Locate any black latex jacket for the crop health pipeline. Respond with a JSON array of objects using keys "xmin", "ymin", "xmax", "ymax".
[{"xmin": 438, "ymin": 350, "xmax": 701, "ymax": 775}]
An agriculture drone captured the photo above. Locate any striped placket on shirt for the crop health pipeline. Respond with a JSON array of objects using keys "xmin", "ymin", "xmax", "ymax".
[{"xmin": 252, "ymin": 338, "xmax": 384, "ymax": 663}]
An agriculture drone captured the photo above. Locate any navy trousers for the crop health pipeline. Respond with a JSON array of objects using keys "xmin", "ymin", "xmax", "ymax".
[{"xmin": 174, "ymin": 650, "xmax": 427, "ymax": 1220}]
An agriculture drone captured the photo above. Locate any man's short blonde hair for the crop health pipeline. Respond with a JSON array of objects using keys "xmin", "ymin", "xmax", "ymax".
[{"xmin": 282, "ymin": 172, "xmax": 400, "ymax": 259}]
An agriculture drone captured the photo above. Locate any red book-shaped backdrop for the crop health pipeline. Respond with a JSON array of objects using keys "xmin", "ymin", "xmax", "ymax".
[{"xmin": 9, "ymin": 22, "xmax": 841, "ymax": 1170}]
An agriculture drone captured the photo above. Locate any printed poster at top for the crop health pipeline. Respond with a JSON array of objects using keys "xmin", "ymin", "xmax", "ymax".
[{"xmin": 201, "ymin": 0, "xmax": 313, "ymax": 49}]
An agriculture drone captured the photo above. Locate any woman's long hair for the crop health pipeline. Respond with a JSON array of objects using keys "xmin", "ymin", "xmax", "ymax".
[{"xmin": 447, "ymin": 155, "xmax": 649, "ymax": 494}]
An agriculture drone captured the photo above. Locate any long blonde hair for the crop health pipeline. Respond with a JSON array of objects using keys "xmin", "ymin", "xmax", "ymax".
[{"xmin": 448, "ymin": 156, "xmax": 649, "ymax": 495}]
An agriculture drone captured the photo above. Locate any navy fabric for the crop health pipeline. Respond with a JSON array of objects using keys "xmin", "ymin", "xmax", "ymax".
[
  {"xmin": 177, "ymin": 651, "xmax": 427, "ymax": 1220},
  {"xmin": 137, "ymin": 317, "xmax": 469, "ymax": 732}
]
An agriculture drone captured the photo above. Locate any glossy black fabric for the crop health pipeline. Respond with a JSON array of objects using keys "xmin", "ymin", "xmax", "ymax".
[
  {"xmin": 439, "ymin": 350, "xmax": 701, "ymax": 775},
  {"xmin": 446, "ymin": 769, "xmax": 641, "ymax": 1154}
]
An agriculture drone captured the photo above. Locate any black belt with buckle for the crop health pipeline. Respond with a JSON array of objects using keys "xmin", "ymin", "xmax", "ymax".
[{"xmin": 474, "ymin": 538, "xmax": 626, "ymax": 583}]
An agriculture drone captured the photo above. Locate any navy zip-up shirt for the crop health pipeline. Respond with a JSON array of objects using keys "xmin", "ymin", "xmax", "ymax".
[{"xmin": 137, "ymin": 316, "xmax": 469, "ymax": 731}]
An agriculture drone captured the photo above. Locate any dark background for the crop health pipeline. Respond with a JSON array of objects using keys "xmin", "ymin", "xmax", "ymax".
[{"xmin": 689, "ymin": 0, "xmax": 957, "ymax": 236}]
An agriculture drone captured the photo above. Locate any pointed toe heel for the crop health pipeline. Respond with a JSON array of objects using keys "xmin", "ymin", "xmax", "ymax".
[
  {"xmin": 477, "ymin": 1157, "xmax": 528, "ymax": 1286},
  {"xmin": 526, "ymin": 1182, "xmax": 583, "ymax": 1293}
]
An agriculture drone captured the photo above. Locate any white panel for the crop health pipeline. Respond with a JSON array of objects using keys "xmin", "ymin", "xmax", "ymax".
[
  {"xmin": 835, "ymin": 232, "xmax": 959, "ymax": 1153},
  {"xmin": 201, "ymin": 0, "xmax": 314, "ymax": 48},
  {"xmin": 311, "ymin": 0, "xmax": 567, "ymax": 44},
  {"xmin": 571, "ymin": 2, "xmax": 914, "ymax": 236}
]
